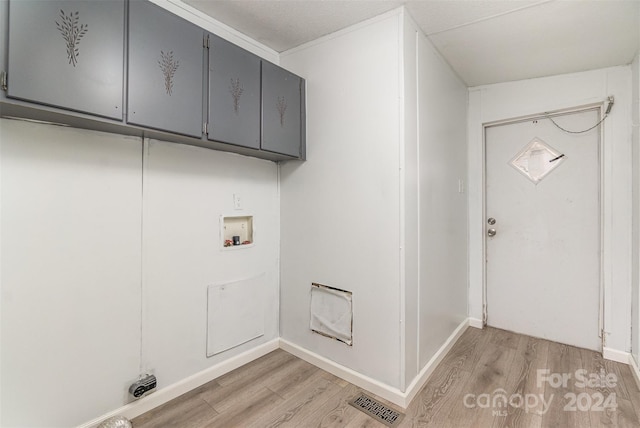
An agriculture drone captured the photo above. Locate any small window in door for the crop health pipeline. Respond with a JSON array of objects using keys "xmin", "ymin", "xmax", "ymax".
[{"xmin": 510, "ymin": 137, "xmax": 565, "ymax": 184}]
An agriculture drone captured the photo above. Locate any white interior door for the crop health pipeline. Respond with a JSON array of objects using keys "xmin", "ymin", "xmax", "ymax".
[{"xmin": 486, "ymin": 108, "xmax": 601, "ymax": 351}]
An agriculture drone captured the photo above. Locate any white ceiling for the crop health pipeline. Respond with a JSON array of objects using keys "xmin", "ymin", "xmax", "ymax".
[{"xmin": 183, "ymin": 0, "xmax": 640, "ymax": 86}]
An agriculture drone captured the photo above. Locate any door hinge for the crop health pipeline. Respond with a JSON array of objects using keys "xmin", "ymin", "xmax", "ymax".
[
  {"xmin": 203, "ymin": 35, "xmax": 210, "ymax": 49},
  {"xmin": 1, "ymin": 71, "xmax": 7, "ymax": 92},
  {"xmin": 203, "ymin": 122, "xmax": 208, "ymax": 135}
]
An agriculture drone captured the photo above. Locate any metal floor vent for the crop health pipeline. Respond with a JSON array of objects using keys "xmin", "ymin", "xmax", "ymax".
[{"xmin": 348, "ymin": 393, "xmax": 404, "ymax": 427}]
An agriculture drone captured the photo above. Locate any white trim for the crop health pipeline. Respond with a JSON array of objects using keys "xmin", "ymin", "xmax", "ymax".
[
  {"xmin": 279, "ymin": 338, "xmax": 407, "ymax": 407},
  {"xmin": 629, "ymin": 354, "xmax": 640, "ymax": 389},
  {"xmin": 403, "ymin": 319, "xmax": 469, "ymax": 405},
  {"xmin": 149, "ymin": 0, "xmax": 279, "ymax": 63},
  {"xmin": 603, "ymin": 347, "xmax": 630, "ymax": 364},
  {"xmin": 598, "ymin": 100, "xmax": 606, "ymax": 343},
  {"xmin": 397, "ymin": 7, "xmax": 407, "ymax": 393},
  {"xmin": 414, "ymin": 27, "xmax": 422, "ymax": 386},
  {"xmin": 280, "ymin": 318, "xmax": 469, "ymax": 408},
  {"xmin": 468, "ymin": 318, "xmax": 484, "ymax": 329},
  {"xmin": 76, "ymin": 339, "xmax": 279, "ymax": 428},
  {"xmin": 78, "ymin": 319, "xmax": 470, "ymax": 425}
]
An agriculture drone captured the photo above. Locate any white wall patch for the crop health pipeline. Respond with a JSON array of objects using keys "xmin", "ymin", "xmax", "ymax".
[{"xmin": 310, "ymin": 283, "xmax": 353, "ymax": 346}]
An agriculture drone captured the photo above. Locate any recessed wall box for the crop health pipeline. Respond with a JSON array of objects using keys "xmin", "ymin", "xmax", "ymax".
[{"xmin": 221, "ymin": 215, "xmax": 254, "ymax": 249}]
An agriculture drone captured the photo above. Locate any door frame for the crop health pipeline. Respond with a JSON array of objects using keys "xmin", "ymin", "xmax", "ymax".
[{"xmin": 481, "ymin": 102, "xmax": 607, "ymax": 350}]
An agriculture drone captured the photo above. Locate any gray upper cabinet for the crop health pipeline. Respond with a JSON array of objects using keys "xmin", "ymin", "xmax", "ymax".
[
  {"xmin": 261, "ymin": 61, "xmax": 303, "ymax": 158},
  {"xmin": 7, "ymin": 0, "xmax": 124, "ymax": 119},
  {"xmin": 208, "ymin": 34, "xmax": 260, "ymax": 149},
  {"xmin": 1, "ymin": 0, "xmax": 306, "ymax": 162},
  {"xmin": 127, "ymin": 0, "xmax": 203, "ymax": 138}
]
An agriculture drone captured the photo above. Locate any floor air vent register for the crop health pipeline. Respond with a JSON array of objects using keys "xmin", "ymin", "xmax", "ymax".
[{"xmin": 348, "ymin": 393, "xmax": 405, "ymax": 427}]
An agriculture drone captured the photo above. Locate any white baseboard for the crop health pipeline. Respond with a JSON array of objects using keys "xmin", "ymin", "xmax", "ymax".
[
  {"xmin": 77, "ymin": 339, "xmax": 279, "ymax": 428},
  {"xmin": 603, "ymin": 347, "xmax": 631, "ymax": 364},
  {"xmin": 79, "ymin": 318, "xmax": 471, "ymax": 425},
  {"xmin": 403, "ymin": 318, "xmax": 469, "ymax": 405},
  {"xmin": 279, "ymin": 339, "xmax": 407, "ymax": 408},
  {"xmin": 280, "ymin": 318, "xmax": 470, "ymax": 409},
  {"xmin": 629, "ymin": 354, "xmax": 640, "ymax": 389},
  {"xmin": 468, "ymin": 318, "xmax": 483, "ymax": 329}
]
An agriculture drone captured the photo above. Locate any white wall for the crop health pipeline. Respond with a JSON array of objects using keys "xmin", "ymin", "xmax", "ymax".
[
  {"xmin": 416, "ymin": 28, "xmax": 468, "ymax": 370},
  {"xmin": 0, "ymin": 120, "xmax": 142, "ymax": 427},
  {"xmin": 632, "ymin": 52, "xmax": 639, "ymax": 363},
  {"xmin": 468, "ymin": 66, "xmax": 633, "ymax": 353},
  {"xmin": 141, "ymin": 140, "xmax": 280, "ymax": 388},
  {"xmin": 399, "ymin": 10, "xmax": 468, "ymax": 388},
  {"xmin": 0, "ymin": 125, "xmax": 280, "ymax": 427},
  {"xmin": 279, "ymin": 11, "xmax": 403, "ymax": 389},
  {"xmin": 279, "ymin": 8, "xmax": 469, "ymax": 393}
]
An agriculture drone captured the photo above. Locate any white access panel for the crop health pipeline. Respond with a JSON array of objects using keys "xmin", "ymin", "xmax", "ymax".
[
  {"xmin": 310, "ymin": 283, "xmax": 353, "ymax": 345},
  {"xmin": 207, "ymin": 274, "xmax": 265, "ymax": 356}
]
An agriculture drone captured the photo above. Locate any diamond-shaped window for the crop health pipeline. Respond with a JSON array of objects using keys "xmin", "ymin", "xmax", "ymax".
[{"xmin": 510, "ymin": 137, "xmax": 565, "ymax": 184}]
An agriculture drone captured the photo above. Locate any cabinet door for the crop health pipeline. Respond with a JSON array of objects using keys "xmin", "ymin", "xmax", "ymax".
[
  {"xmin": 261, "ymin": 61, "xmax": 302, "ymax": 158},
  {"xmin": 7, "ymin": 0, "xmax": 124, "ymax": 119},
  {"xmin": 128, "ymin": 1, "xmax": 203, "ymax": 137},
  {"xmin": 208, "ymin": 34, "xmax": 260, "ymax": 149}
]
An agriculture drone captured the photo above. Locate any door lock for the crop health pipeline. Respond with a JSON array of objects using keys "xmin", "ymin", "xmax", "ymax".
[{"xmin": 487, "ymin": 218, "xmax": 496, "ymax": 225}]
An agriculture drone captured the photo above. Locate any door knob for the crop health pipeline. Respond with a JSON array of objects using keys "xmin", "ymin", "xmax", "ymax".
[{"xmin": 488, "ymin": 228, "xmax": 497, "ymax": 237}]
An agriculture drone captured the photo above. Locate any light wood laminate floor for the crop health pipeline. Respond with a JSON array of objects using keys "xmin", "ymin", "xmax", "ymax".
[{"xmin": 132, "ymin": 327, "xmax": 640, "ymax": 427}]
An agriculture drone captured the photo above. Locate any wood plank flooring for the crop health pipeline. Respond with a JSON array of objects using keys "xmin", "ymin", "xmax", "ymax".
[{"xmin": 132, "ymin": 327, "xmax": 640, "ymax": 427}]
